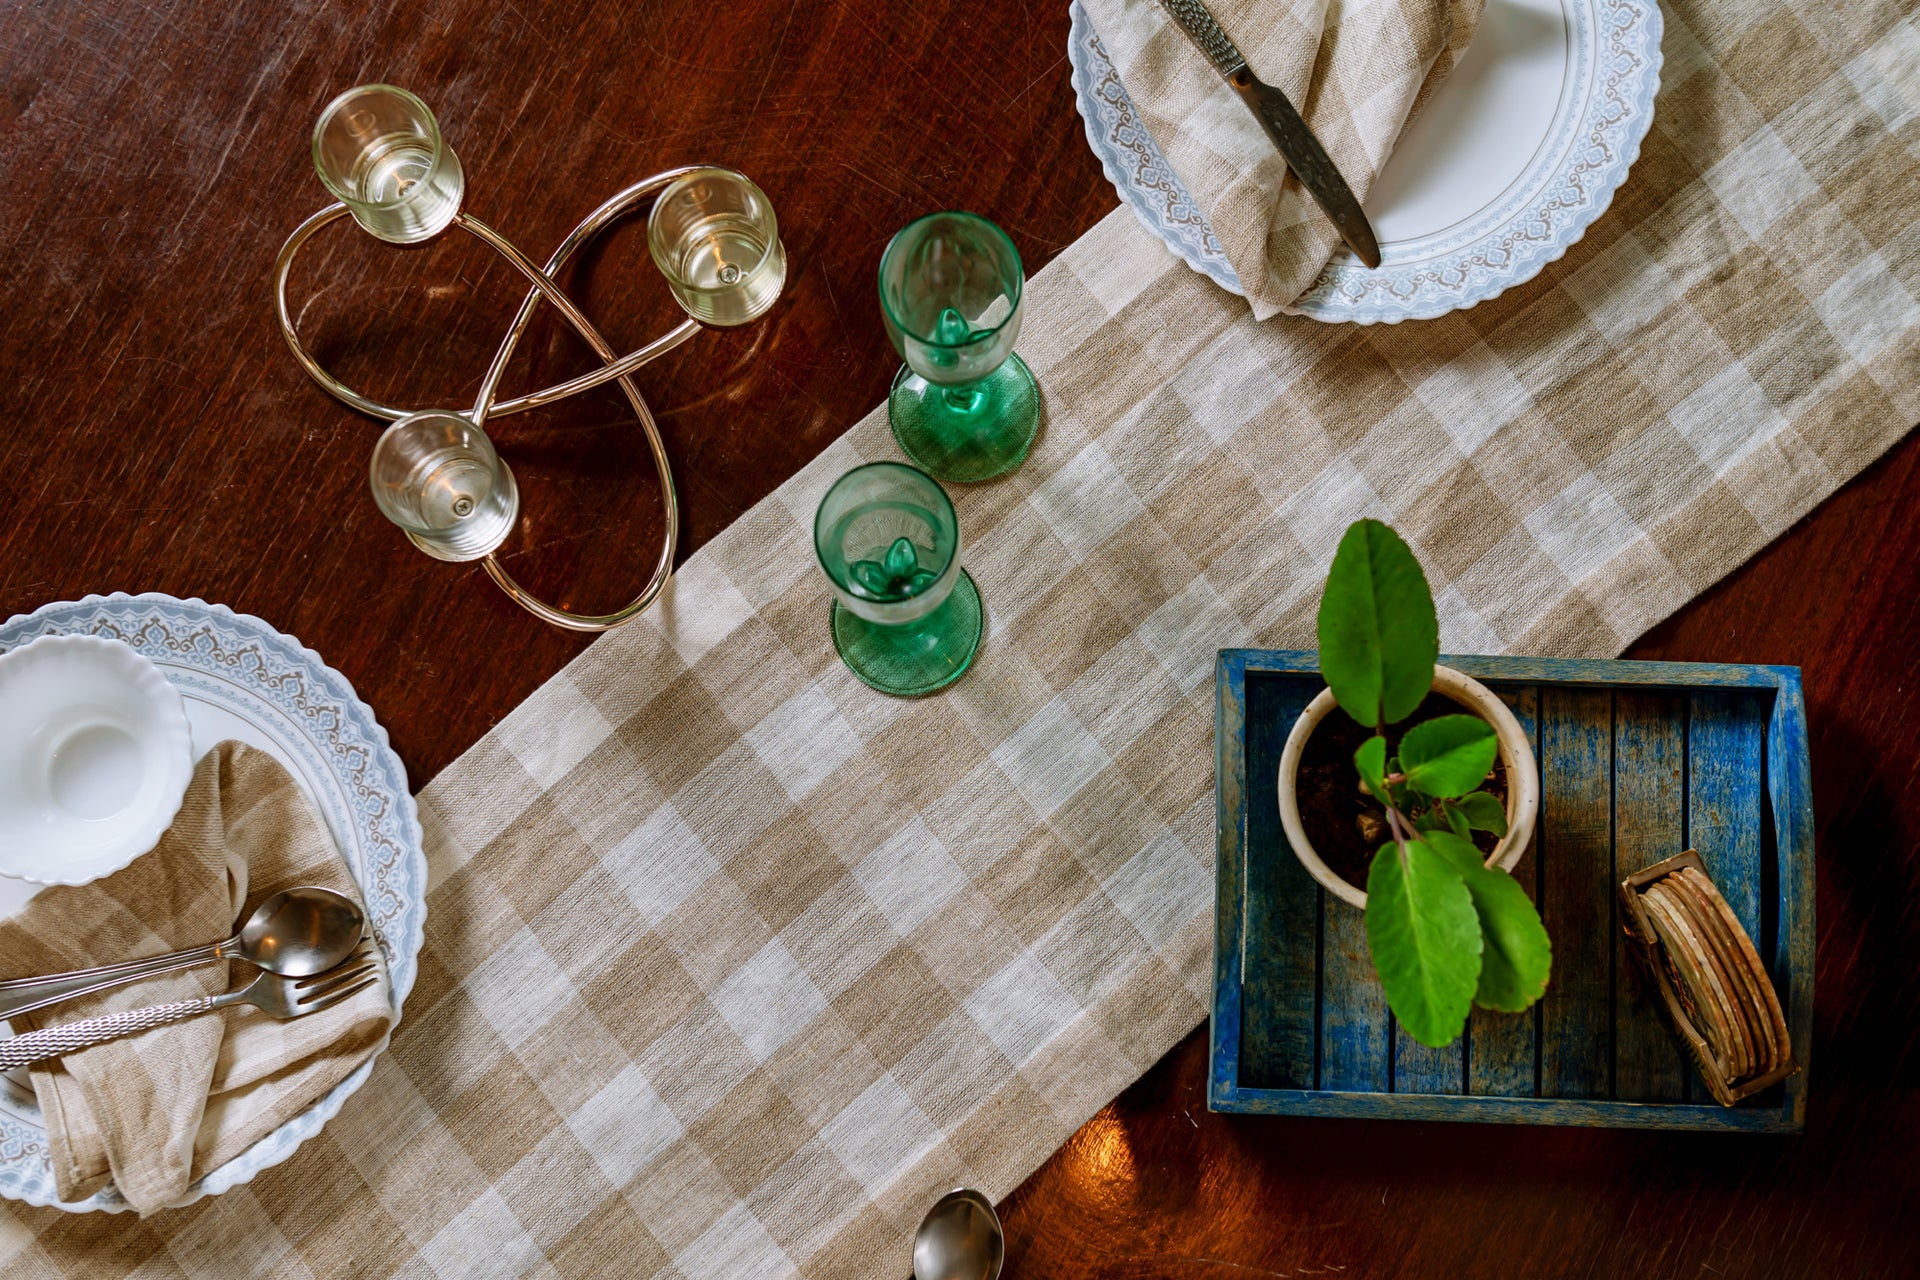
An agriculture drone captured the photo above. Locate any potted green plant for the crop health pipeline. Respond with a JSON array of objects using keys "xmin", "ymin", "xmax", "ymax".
[{"xmin": 1277, "ymin": 519, "xmax": 1551, "ymax": 1047}]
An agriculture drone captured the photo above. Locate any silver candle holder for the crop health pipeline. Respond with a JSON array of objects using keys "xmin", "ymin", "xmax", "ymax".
[{"xmin": 275, "ymin": 84, "xmax": 786, "ymax": 631}]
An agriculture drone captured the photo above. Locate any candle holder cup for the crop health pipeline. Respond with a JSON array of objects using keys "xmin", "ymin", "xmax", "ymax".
[
  {"xmin": 312, "ymin": 85, "xmax": 464, "ymax": 244},
  {"xmin": 648, "ymin": 168, "xmax": 786, "ymax": 327},
  {"xmin": 369, "ymin": 412, "xmax": 518, "ymax": 562}
]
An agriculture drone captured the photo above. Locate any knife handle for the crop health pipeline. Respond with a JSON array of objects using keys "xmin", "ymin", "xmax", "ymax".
[{"xmin": 1159, "ymin": 0, "xmax": 1247, "ymax": 76}]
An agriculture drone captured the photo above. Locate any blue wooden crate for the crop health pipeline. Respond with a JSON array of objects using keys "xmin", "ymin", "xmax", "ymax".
[{"xmin": 1211, "ymin": 650, "xmax": 1814, "ymax": 1132}]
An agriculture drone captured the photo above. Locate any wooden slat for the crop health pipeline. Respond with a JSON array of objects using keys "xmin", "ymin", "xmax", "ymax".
[
  {"xmin": 1232, "ymin": 650, "xmax": 1798, "ymax": 691},
  {"xmin": 1211, "ymin": 653, "xmax": 1250, "ymax": 1106},
  {"xmin": 1395, "ymin": 1022, "xmax": 1463, "ymax": 1094},
  {"xmin": 1766, "ymin": 672, "xmax": 1816, "ymax": 1129},
  {"xmin": 1238, "ymin": 671, "xmax": 1319, "ymax": 1089},
  {"xmin": 1686, "ymin": 689, "xmax": 1769, "ymax": 1104},
  {"xmin": 1205, "ymin": 1088, "xmax": 1801, "ymax": 1131},
  {"xmin": 1538, "ymin": 688, "xmax": 1613, "ymax": 1098},
  {"xmin": 1467, "ymin": 682, "xmax": 1540, "ymax": 1097},
  {"xmin": 1689, "ymin": 690, "xmax": 1768, "ymax": 939},
  {"xmin": 1395, "ymin": 680, "xmax": 1546, "ymax": 1095},
  {"xmin": 1321, "ymin": 897, "xmax": 1390, "ymax": 1091},
  {"xmin": 1612, "ymin": 691, "xmax": 1689, "ymax": 1101}
]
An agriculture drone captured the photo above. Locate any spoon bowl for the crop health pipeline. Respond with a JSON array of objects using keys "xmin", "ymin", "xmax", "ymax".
[
  {"xmin": 236, "ymin": 886, "xmax": 366, "ymax": 976},
  {"xmin": 913, "ymin": 1188, "xmax": 1004, "ymax": 1280}
]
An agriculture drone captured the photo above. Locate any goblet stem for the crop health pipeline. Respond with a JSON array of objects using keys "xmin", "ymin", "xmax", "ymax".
[{"xmin": 942, "ymin": 386, "xmax": 985, "ymax": 413}]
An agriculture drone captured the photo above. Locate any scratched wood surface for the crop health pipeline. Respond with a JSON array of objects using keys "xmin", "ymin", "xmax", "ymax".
[
  {"xmin": 1612, "ymin": 690, "xmax": 1689, "ymax": 1103},
  {"xmin": 2, "ymin": 0, "xmax": 1918, "ymax": 1275}
]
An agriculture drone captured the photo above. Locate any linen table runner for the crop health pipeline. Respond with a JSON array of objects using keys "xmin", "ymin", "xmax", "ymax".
[{"xmin": 6, "ymin": 1, "xmax": 1918, "ymax": 1274}]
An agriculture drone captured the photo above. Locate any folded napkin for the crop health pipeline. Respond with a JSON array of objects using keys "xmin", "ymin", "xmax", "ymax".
[
  {"xmin": 0, "ymin": 741, "xmax": 392, "ymax": 1214},
  {"xmin": 1084, "ymin": 0, "xmax": 1484, "ymax": 318}
]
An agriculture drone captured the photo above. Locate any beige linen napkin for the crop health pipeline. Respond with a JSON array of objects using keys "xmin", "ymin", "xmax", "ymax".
[
  {"xmin": 0, "ymin": 741, "xmax": 392, "ymax": 1214},
  {"xmin": 1084, "ymin": 0, "xmax": 1484, "ymax": 318}
]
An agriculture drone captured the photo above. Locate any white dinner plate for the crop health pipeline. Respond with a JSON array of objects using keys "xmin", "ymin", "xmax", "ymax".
[
  {"xmin": 1068, "ymin": 0, "xmax": 1664, "ymax": 322},
  {"xmin": 0, "ymin": 594, "xmax": 426, "ymax": 1212}
]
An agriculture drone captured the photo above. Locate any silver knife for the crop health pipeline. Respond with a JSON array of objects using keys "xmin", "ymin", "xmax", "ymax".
[{"xmin": 1158, "ymin": 0, "xmax": 1382, "ymax": 268}]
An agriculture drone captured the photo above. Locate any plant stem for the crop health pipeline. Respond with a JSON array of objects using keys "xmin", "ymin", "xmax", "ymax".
[
  {"xmin": 1384, "ymin": 804, "xmax": 1414, "ymax": 871},
  {"xmin": 1374, "ymin": 718, "xmax": 1414, "ymax": 871}
]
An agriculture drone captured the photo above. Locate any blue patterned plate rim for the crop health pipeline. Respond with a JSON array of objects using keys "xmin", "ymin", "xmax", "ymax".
[
  {"xmin": 1067, "ymin": 0, "xmax": 1664, "ymax": 323},
  {"xmin": 0, "ymin": 592, "xmax": 426, "ymax": 1212}
]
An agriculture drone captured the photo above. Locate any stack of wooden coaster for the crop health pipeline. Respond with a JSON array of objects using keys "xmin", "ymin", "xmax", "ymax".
[{"xmin": 1620, "ymin": 851, "xmax": 1799, "ymax": 1106}]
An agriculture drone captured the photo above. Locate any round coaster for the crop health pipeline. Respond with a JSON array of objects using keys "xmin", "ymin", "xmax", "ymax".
[
  {"xmin": 1674, "ymin": 867, "xmax": 1786, "ymax": 1075},
  {"xmin": 1656, "ymin": 881, "xmax": 1754, "ymax": 1080},
  {"xmin": 1635, "ymin": 882, "xmax": 1743, "ymax": 1082}
]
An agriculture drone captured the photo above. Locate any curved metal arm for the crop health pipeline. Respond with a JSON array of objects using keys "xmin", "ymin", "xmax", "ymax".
[
  {"xmin": 273, "ymin": 202, "xmax": 700, "ymax": 423},
  {"xmin": 455, "ymin": 211, "xmax": 683, "ymax": 631},
  {"xmin": 469, "ymin": 167, "xmax": 710, "ymax": 422},
  {"xmin": 274, "ymin": 165, "xmax": 738, "ymax": 632},
  {"xmin": 273, "ymin": 205, "xmax": 404, "ymax": 420}
]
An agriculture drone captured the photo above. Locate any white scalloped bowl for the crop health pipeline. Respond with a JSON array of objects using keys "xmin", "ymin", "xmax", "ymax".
[{"xmin": 0, "ymin": 635, "xmax": 194, "ymax": 885}]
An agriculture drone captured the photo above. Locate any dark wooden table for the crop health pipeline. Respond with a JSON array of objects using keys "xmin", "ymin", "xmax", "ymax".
[{"xmin": 3, "ymin": 1, "xmax": 1915, "ymax": 1275}]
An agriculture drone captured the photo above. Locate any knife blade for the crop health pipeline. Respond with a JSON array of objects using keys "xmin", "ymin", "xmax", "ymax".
[{"xmin": 1157, "ymin": 0, "xmax": 1382, "ymax": 268}]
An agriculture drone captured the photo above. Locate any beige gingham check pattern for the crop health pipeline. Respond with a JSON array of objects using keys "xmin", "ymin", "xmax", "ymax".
[
  {"xmin": 1084, "ymin": 0, "xmax": 1485, "ymax": 318},
  {"xmin": 4, "ymin": 0, "xmax": 1919, "ymax": 1272}
]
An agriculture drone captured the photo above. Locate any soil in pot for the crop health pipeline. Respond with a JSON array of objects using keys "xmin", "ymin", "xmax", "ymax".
[{"xmin": 1295, "ymin": 693, "xmax": 1510, "ymax": 891}]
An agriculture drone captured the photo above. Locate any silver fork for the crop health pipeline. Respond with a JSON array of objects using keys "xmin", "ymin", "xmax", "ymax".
[{"xmin": 0, "ymin": 946, "xmax": 380, "ymax": 1072}]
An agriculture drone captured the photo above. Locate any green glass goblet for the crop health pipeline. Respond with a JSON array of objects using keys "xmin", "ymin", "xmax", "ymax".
[
  {"xmin": 879, "ymin": 212, "xmax": 1040, "ymax": 483},
  {"xmin": 814, "ymin": 462, "xmax": 983, "ymax": 697}
]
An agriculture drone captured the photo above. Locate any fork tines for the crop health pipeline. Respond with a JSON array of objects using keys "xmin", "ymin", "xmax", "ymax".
[{"xmin": 294, "ymin": 944, "xmax": 380, "ymax": 1013}]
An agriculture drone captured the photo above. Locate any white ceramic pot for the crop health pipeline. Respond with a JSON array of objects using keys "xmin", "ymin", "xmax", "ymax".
[{"xmin": 1277, "ymin": 665, "xmax": 1539, "ymax": 909}]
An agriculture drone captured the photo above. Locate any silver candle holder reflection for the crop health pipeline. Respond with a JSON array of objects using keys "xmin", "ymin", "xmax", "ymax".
[{"xmin": 275, "ymin": 84, "xmax": 786, "ymax": 631}]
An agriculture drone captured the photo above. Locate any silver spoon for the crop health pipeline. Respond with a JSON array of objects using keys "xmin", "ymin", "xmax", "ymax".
[
  {"xmin": 0, "ymin": 887, "xmax": 365, "ymax": 1020},
  {"xmin": 913, "ymin": 1188, "xmax": 1004, "ymax": 1280}
]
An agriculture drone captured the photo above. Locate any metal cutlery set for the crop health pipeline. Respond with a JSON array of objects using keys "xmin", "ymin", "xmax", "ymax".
[{"xmin": 0, "ymin": 886, "xmax": 374, "ymax": 1071}]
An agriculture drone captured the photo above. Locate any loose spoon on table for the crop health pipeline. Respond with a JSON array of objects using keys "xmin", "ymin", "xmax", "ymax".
[
  {"xmin": 0, "ymin": 886, "xmax": 365, "ymax": 1021},
  {"xmin": 913, "ymin": 1188, "xmax": 1004, "ymax": 1280}
]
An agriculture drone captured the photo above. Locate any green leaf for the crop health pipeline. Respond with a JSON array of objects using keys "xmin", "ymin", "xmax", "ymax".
[
  {"xmin": 1365, "ymin": 839, "xmax": 1482, "ymax": 1048},
  {"xmin": 1316, "ymin": 521, "xmax": 1439, "ymax": 728},
  {"xmin": 1354, "ymin": 736, "xmax": 1389, "ymax": 801},
  {"xmin": 1399, "ymin": 714, "xmax": 1498, "ymax": 799},
  {"xmin": 1412, "ymin": 809, "xmax": 1448, "ymax": 835},
  {"xmin": 1425, "ymin": 832, "xmax": 1551, "ymax": 1013},
  {"xmin": 1446, "ymin": 805, "xmax": 1471, "ymax": 839},
  {"xmin": 1453, "ymin": 791, "xmax": 1508, "ymax": 836}
]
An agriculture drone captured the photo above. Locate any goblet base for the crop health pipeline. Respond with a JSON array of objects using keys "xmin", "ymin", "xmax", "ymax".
[
  {"xmin": 831, "ymin": 571, "xmax": 983, "ymax": 697},
  {"xmin": 888, "ymin": 355, "xmax": 1039, "ymax": 483}
]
